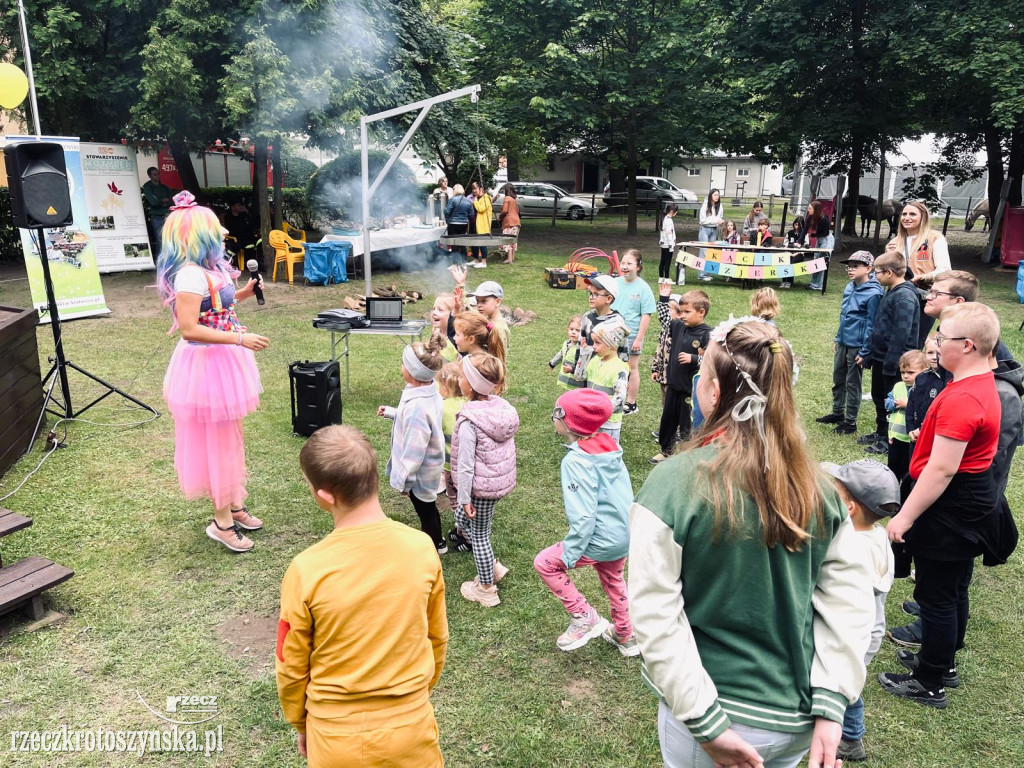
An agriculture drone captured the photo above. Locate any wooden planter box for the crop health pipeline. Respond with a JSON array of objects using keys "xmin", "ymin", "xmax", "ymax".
[{"xmin": 0, "ymin": 307, "xmax": 43, "ymax": 478}]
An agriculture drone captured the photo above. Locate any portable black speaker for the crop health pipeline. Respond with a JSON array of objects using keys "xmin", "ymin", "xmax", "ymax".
[
  {"xmin": 3, "ymin": 142, "xmax": 74, "ymax": 228},
  {"xmin": 289, "ymin": 360, "xmax": 342, "ymax": 437}
]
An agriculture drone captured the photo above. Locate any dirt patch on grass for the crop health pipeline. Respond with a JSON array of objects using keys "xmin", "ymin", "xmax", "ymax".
[
  {"xmin": 564, "ymin": 678, "xmax": 595, "ymax": 701},
  {"xmin": 215, "ymin": 612, "xmax": 277, "ymax": 679}
]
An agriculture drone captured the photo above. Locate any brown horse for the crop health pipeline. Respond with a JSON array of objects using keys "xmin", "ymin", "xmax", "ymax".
[
  {"xmin": 856, "ymin": 196, "xmax": 898, "ymax": 238},
  {"xmin": 964, "ymin": 198, "xmax": 989, "ymax": 232}
]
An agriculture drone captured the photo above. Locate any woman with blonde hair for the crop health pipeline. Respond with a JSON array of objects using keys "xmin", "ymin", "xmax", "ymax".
[
  {"xmin": 884, "ymin": 201, "xmax": 950, "ymax": 285},
  {"xmin": 884, "ymin": 201, "xmax": 951, "ymax": 344},
  {"xmin": 629, "ymin": 316, "xmax": 873, "ymax": 768}
]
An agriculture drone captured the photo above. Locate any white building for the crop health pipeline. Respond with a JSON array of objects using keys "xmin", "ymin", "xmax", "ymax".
[{"xmin": 664, "ymin": 155, "xmax": 785, "ymax": 199}]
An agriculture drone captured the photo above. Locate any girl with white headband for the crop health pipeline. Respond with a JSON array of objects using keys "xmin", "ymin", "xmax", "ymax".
[
  {"xmin": 377, "ymin": 331, "xmax": 448, "ymax": 554},
  {"xmin": 450, "ymin": 353, "xmax": 520, "ymax": 607}
]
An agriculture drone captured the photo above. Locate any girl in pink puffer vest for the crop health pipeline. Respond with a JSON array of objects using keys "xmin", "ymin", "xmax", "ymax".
[{"xmin": 451, "ymin": 353, "xmax": 519, "ymax": 607}]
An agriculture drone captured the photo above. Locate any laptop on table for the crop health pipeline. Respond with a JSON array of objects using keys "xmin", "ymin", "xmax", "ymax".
[{"xmin": 365, "ymin": 297, "xmax": 404, "ymax": 326}]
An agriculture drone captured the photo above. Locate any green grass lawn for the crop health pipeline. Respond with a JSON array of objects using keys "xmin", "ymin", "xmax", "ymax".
[{"xmin": 0, "ymin": 219, "xmax": 1021, "ymax": 766}]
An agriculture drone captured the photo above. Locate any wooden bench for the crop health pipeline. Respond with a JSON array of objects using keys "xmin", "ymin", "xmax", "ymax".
[{"xmin": 0, "ymin": 509, "xmax": 74, "ymax": 621}]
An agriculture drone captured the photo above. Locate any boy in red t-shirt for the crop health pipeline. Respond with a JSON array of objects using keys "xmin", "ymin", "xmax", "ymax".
[{"xmin": 879, "ymin": 303, "xmax": 1002, "ymax": 709}]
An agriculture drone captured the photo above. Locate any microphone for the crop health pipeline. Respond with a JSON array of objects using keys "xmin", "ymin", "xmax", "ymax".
[{"xmin": 246, "ymin": 259, "xmax": 265, "ymax": 305}]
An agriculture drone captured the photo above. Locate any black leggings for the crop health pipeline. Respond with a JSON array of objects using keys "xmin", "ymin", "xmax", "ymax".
[
  {"xmin": 410, "ymin": 492, "xmax": 444, "ymax": 549},
  {"xmin": 659, "ymin": 248, "xmax": 673, "ymax": 279},
  {"xmin": 659, "ymin": 387, "xmax": 692, "ymax": 453}
]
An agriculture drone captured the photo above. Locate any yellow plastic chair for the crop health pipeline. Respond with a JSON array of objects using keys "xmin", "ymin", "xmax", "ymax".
[
  {"xmin": 269, "ymin": 229, "xmax": 305, "ymax": 285},
  {"xmin": 224, "ymin": 235, "xmax": 246, "ymax": 271},
  {"xmin": 282, "ymin": 221, "xmax": 307, "ymax": 242}
]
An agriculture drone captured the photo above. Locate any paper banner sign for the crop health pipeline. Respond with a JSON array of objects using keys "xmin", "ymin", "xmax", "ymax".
[
  {"xmin": 701, "ymin": 247, "xmax": 806, "ymax": 266},
  {"xmin": 678, "ymin": 252, "xmax": 826, "ymax": 280}
]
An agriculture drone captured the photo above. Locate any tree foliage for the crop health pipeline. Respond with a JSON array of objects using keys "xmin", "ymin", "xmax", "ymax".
[
  {"xmin": 476, "ymin": 0, "xmax": 739, "ymax": 233},
  {"xmin": 0, "ymin": 0, "xmax": 161, "ymax": 138}
]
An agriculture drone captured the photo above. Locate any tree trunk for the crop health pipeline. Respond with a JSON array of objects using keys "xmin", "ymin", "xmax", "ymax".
[
  {"xmin": 254, "ymin": 140, "xmax": 272, "ymax": 265},
  {"xmin": 843, "ymin": 137, "xmax": 864, "ymax": 236},
  {"xmin": 271, "ymin": 139, "xmax": 284, "ymax": 230},
  {"xmin": 626, "ymin": 132, "xmax": 638, "ymax": 235},
  {"xmin": 648, "ymin": 157, "xmax": 663, "ymax": 177},
  {"xmin": 168, "ymin": 140, "xmax": 201, "ymax": 195},
  {"xmin": 506, "ymin": 153, "xmax": 519, "ymax": 182},
  {"xmin": 984, "ymin": 124, "xmax": 1004, "ymax": 211},
  {"xmin": 1007, "ymin": 125, "xmax": 1024, "ymax": 207}
]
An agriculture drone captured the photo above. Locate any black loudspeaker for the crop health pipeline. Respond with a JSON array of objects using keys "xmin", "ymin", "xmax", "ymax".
[
  {"xmin": 289, "ymin": 360, "xmax": 342, "ymax": 437},
  {"xmin": 3, "ymin": 142, "xmax": 74, "ymax": 228}
]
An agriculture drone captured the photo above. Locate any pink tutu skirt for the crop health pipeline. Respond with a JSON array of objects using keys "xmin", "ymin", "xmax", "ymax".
[{"xmin": 163, "ymin": 340, "xmax": 263, "ymax": 508}]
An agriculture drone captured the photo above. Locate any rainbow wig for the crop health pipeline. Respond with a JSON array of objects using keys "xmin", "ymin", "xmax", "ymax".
[{"xmin": 156, "ymin": 204, "xmax": 231, "ymax": 303}]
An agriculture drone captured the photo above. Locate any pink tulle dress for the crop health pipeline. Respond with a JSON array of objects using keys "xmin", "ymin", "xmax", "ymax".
[{"xmin": 163, "ymin": 266, "xmax": 262, "ymax": 508}]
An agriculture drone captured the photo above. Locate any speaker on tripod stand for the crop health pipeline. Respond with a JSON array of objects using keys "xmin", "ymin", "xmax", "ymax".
[
  {"xmin": 289, "ymin": 361, "xmax": 342, "ymax": 437},
  {"xmin": 3, "ymin": 140, "xmax": 158, "ymax": 451}
]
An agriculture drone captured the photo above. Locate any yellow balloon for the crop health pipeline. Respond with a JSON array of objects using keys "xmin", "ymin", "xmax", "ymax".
[{"xmin": 0, "ymin": 63, "xmax": 29, "ymax": 110}]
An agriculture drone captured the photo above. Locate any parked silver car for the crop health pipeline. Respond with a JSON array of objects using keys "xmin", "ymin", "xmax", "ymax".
[
  {"xmin": 637, "ymin": 176, "xmax": 699, "ymax": 202},
  {"xmin": 491, "ymin": 182, "xmax": 596, "ymax": 220},
  {"xmin": 603, "ymin": 178, "xmax": 698, "ymax": 209}
]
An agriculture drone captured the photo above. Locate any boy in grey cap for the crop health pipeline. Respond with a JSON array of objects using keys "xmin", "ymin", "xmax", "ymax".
[
  {"xmin": 817, "ymin": 251, "xmax": 884, "ymax": 435},
  {"xmin": 821, "ymin": 459, "xmax": 900, "ymax": 762}
]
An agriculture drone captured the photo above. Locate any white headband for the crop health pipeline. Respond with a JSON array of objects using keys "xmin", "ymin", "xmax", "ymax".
[
  {"xmin": 461, "ymin": 356, "xmax": 496, "ymax": 395},
  {"xmin": 403, "ymin": 345, "xmax": 436, "ymax": 382}
]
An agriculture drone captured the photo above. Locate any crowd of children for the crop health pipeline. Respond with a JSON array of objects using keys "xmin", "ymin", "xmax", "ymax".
[{"xmin": 260, "ymin": 240, "xmax": 1020, "ymax": 768}]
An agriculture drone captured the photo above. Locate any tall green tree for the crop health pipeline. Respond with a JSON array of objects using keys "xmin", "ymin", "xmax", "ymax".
[
  {"xmin": 478, "ymin": 0, "xmax": 738, "ymax": 234},
  {"xmin": 0, "ymin": 0, "xmax": 160, "ymax": 138},
  {"xmin": 907, "ymin": 0, "xmax": 1024, "ymax": 209},
  {"xmin": 729, "ymin": 0, "xmax": 920, "ymax": 235},
  {"xmin": 130, "ymin": 0, "xmax": 257, "ymax": 192}
]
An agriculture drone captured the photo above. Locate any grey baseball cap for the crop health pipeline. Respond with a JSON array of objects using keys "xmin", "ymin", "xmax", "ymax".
[
  {"xmin": 468, "ymin": 280, "xmax": 504, "ymax": 299},
  {"xmin": 820, "ymin": 459, "xmax": 901, "ymax": 517}
]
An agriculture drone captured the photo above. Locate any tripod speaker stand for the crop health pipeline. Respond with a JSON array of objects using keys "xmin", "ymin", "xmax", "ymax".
[
  {"xmin": 3, "ymin": 141, "xmax": 159, "ymax": 453},
  {"xmin": 27, "ymin": 229, "xmax": 160, "ymax": 452}
]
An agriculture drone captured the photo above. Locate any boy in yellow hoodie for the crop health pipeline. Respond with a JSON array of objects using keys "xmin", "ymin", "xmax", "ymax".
[{"xmin": 276, "ymin": 425, "xmax": 449, "ymax": 767}]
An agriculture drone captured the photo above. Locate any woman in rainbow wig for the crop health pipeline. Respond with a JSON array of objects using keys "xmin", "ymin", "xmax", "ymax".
[{"xmin": 157, "ymin": 191, "xmax": 269, "ymax": 553}]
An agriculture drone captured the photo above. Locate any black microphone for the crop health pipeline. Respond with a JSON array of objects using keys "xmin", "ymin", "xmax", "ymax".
[{"xmin": 246, "ymin": 259, "xmax": 265, "ymax": 305}]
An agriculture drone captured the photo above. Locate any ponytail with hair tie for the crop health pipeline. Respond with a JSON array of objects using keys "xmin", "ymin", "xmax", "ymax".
[{"xmin": 486, "ymin": 322, "xmax": 493, "ymax": 330}]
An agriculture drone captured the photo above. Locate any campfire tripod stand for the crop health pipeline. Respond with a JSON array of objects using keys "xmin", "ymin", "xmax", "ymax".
[{"xmin": 26, "ymin": 228, "xmax": 159, "ymax": 453}]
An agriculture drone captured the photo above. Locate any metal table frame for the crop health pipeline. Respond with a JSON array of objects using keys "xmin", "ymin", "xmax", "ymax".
[{"xmin": 319, "ymin": 320, "xmax": 429, "ymax": 391}]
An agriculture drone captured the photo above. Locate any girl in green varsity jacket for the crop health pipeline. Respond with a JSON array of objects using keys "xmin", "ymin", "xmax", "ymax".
[{"xmin": 628, "ymin": 316, "xmax": 874, "ymax": 768}]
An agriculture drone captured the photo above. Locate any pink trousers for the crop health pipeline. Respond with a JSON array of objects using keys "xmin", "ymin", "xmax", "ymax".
[{"xmin": 534, "ymin": 542, "xmax": 632, "ymax": 639}]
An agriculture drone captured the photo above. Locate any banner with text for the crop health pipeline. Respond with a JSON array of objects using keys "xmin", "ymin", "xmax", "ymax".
[
  {"xmin": 7, "ymin": 135, "xmax": 111, "ymax": 323},
  {"xmin": 80, "ymin": 142, "xmax": 154, "ymax": 273},
  {"xmin": 677, "ymin": 247, "xmax": 827, "ymax": 279}
]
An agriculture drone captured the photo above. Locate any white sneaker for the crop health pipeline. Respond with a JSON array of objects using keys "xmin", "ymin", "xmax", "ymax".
[
  {"xmin": 493, "ymin": 560, "xmax": 510, "ymax": 582},
  {"xmin": 602, "ymin": 626, "xmax": 641, "ymax": 657},
  {"xmin": 461, "ymin": 579, "xmax": 500, "ymax": 607},
  {"xmin": 556, "ymin": 609, "xmax": 609, "ymax": 651}
]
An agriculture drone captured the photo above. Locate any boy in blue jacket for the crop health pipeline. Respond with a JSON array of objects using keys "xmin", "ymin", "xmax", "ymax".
[
  {"xmin": 534, "ymin": 388, "xmax": 639, "ymax": 657},
  {"xmin": 816, "ymin": 251, "xmax": 883, "ymax": 435}
]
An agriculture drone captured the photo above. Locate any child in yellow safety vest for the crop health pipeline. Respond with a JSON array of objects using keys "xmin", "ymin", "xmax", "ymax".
[
  {"xmin": 883, "ymin": 350, "xmax": 929, "ymax": 481},
  {"xmin": 583, "ymin": 323, "xmax": 630, "ymax": 445},
  {"xmin": 549, "ymin": 315, "xmax": 583, "ymax": 390}
]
